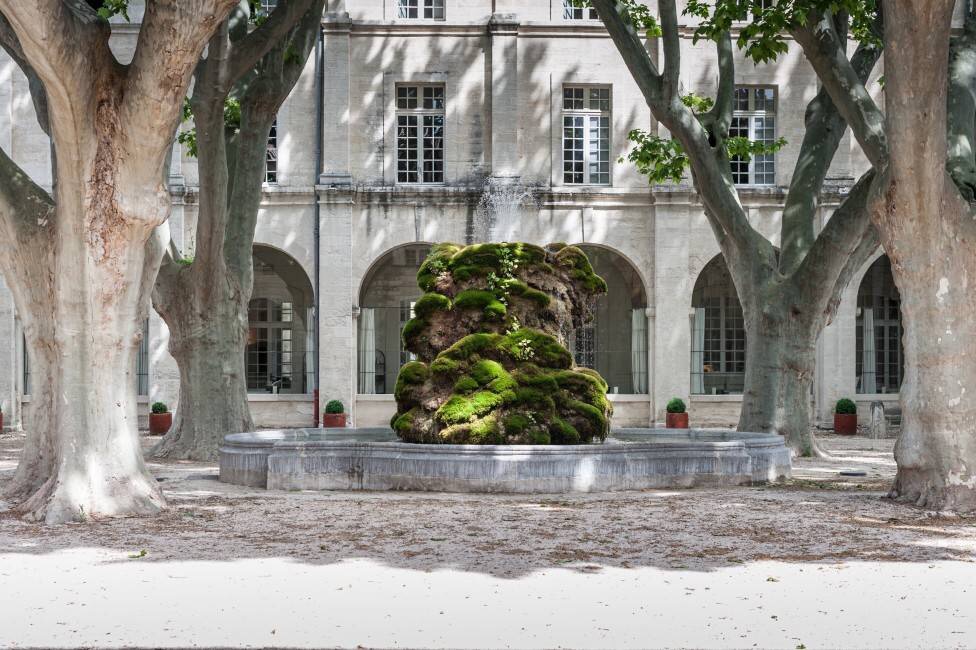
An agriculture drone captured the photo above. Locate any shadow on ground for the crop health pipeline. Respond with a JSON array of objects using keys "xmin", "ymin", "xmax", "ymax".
[{"xmin": 0, "ymin": 431, "xmax": 973, "ymax": 579}]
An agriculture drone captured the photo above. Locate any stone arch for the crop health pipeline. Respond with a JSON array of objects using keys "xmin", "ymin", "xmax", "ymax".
[
  {"xmin": 855, "ymin": 254, "xmax": 903, "ymax": 394},
  {"xmin": 356, "ymin": 242, "xmax": 434, "ymax": 395},
  {"xmin": 248, "ymin": 244, "xmax": 315, "ymax": 394},
  {"xmin": 573, "ymin": 244, "xmax": 649, "ymax": 395},
  {"xmin": 690, "ymin": 254, "xmax": 745, "ymax": 395}
]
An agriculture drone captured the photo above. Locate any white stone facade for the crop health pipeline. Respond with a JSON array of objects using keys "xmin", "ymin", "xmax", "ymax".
[{"xmin": 0, "ymin": 1, "xmax": 900, "ymax": 433}]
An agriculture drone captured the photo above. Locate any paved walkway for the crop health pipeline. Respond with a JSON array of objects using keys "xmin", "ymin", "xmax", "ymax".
[{"xmin": 0, "ymin": 432, "xmax": 973, "ymax": 649}]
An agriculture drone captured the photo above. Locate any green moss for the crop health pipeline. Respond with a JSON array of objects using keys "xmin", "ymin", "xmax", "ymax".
[
  {"xmin": 514, "ymin": 387, "xmax": 555, "ymax": 413},
  {"xmin": 392, "ymin": 407, "xmax": 420, "ymax": 436},
  {"xmin": 394, "ymin": 361, "xmax": 430, "ymax": 403},
  {"xmin": 401, "ymin": 317, "xmax": 426, "ymax": 348},
  {"xmin": 471, "ymin": 359, "xmax": 506, "ymax": 385},
  {"xmin": 528, "ymin": 429, "xmax": 552, "ymax": 445},
  {"xmin": 566, "ymin": 399, "xmax": 609, "ymax": 440},
  {"xmin": 550, "ymin": 417, "xmax": 581, "ymax": 444},
  {"xmin": 436, "ymin": 390, "xmax": 508, "ymax": 425},
  {"xmin": 442, "ymin": 332, "xmax": 498, "ymax": 361},
  {"xmin": 503, "ymin": 413, "xmax": 532, "ymax": 435},
  {"xmin": 553, "ymin": 369, "xmax": 609, "ymax": 406},
  {"xmin": 413, "ymin": 292, "xmax": 452, "ymax": 319},
  {"xmin": 520, "ymin": 288, "xmax": 551, "ymax": 307},
  {"xmin": 499, "ymin": 329, "xmax": 572, "ymax": 369},
  {"xmin": 430, "ymin": 356, "xmax": 460, "ymax": 375},
  {"xmin": 454, "ymin": 375, "xmax": 479, "ymax": 393},
  {"xmin": 454, "ymin": 289, "xmax": 507, "ymax": 318},
  {"xmin": 469, "ymin": 414, "xmax": 503, "ymax": 444},
  {"xmin": 556, "ymin": 245, "xmax": 608, "ymax": 294}
]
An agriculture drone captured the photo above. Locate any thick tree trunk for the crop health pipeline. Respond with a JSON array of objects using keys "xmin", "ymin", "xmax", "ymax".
[
  {"xmin": 14, "ymin": 219, "xmax": 166, "ymax": 523},
  {"xmin": 734, "ymin": 276, "xmax": 825, "ymax": 457},
  {"xmin": 877, "ymin": 1, "xmax": 976, "ymax": 511},
  {"xmin": 152, "ymin": 273, "xmax": 252, "ymax": 461},
  {"xmin": 889, "ymin": 232, "xmax": 976, "ymax": 509},
  {"xmin": 1, "ymin": 336, "xmax": 56, "ymax": 503}
]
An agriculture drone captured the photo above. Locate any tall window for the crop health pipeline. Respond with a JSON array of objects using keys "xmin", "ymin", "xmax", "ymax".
[
  {"xmin": 396, "ymin": 84, "xmax": 445, "ymax": 184},
  {"xmin": 691, "ymin": 257, "xmax": 746, "ymax": 395},
  {"xmin": 563, "ymin": 0, "xmax": 598, "ymax": 19},
  {"xmin": 730, "ymin": 86, "xmax": 776, "ymax": 185},
  {"xmin": 563, "ymin": 85, "xmax": 611, "ymax": 185},
  {"xmin": 265, "ymin": 119, "xmax": 278, "ymax": 184},
  {"xmin": 856, "ymin": 256, "xmax": 904, "ymax": 394},
  {"xmin": 247, "ymin": 298, "xmax": 294, "ymax": 392},
  {"xmin": 260, "ymin": 0, "xmax": 277, "ymax": 13},
  {"xmin": 398, "ymin": 0, "xmax": 445, "ymax": 19}
]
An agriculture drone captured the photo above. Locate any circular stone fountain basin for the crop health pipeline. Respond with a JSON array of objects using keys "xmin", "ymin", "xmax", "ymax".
[{"xmin": 219, "ymin": 427, "xmax": 791, "ymax": 493}]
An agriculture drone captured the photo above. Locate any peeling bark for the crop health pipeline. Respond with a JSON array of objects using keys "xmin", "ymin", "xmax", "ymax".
[
  {"xmin": 874, "ymin": 1, "xmax": 976, "ymax": 512},
  {"xmin": 0, "ymin": 1, "xmax": 238, "ymax": 523}
]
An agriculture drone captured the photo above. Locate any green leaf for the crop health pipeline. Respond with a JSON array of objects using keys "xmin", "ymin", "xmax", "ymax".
[{"xmin": 97, "ymin": 0, "xmax": 130, "ymax": 21}]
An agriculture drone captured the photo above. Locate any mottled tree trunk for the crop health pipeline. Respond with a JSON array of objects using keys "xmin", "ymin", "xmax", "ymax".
[
  {"xmin": 151, "ymin": 2, "xmax": 322, "ymax": 460},
  {"xmin": 738, "ymin": 301, "xmax": 822, "ymax": 457},
  {"xmin": 152, "ymin": 269, "xmax": 252, "ymax": 461},
  {"xmin": 878, "ymin": 1, "xmax": 976, "ymax": 511}
]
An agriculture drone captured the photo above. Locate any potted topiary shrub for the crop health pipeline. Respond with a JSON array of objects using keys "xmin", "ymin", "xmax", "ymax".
[
  {"xmin": 834, "ymin": 398, "xmax": 858, "ymax": 435},
  {"xmin": 149, "ymin": 401, "xmax": 172, "ymax": 435},
  {"xmin": 323, "ymin": 400, "xmax": 346, "ymax": 428},
  {"xmin": 666, "ymin": 397, "xmax": 689, "ymax": 429}
]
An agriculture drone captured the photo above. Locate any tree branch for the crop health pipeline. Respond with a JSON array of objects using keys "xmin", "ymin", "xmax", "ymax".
[
  {"xmin": 590, "ymin": 0, "xmax": 663, "ymax": 105},
  {"xmin": 790, "ymin": 11, "xmax": 887, "ymax": 167},
  {"xmin": 779, "ymin": 34, "xmax": 882, "ymax": 275},
  {"xmin": 704, "ymin": 31, "xmax": 734, "ymax": 140},
  {"xmin": 659, "ymin": 0, "xmax": 680, "ymax": 100},
  {"xmin": 792, "ymin": 170, "xmax": 877, "ymax": 304},
  {"xmin": 228, "ymin": 0, "xmax": 319, "ymax": 82},
  {"xmin": 122, "ymin": 0, "xmax": 239, "ymax": 175}
]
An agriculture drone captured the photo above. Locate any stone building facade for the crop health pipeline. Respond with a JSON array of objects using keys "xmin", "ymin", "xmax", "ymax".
[{"xmin": 0, "ymin": 1, "xmax": 903, "ymax": 432}]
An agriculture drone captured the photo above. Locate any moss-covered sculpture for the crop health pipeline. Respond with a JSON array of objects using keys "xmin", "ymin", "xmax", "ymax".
[{"xmin": 391, "ymin": 242, "xmax": 613, "ymax": 445}]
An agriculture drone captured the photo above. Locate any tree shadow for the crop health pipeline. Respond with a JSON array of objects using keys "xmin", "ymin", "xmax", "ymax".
[{"xmin": 1, "ymin": 433, "xmax": 974, "ymax": 579}]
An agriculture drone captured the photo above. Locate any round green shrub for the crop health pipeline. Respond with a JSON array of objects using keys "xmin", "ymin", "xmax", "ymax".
[
  {"xmin": 151, "ymin": 401, "xmax": 168, "ymax": 414},
  {"xmin": 325, "ymin": 399, "xmax": 344, "ymax": 414},
  {"xmin": 835, "ymin": 398, "xmax": 857, "ymax": 415},
  {"xmin": 666, "ymin": 397, "xmax": 686, "ymax": 414}
]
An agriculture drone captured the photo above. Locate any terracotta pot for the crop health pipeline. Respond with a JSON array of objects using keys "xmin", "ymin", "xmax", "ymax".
[
  {"xmin": 149, "ymin": 412, "xmax": 172, "ymax": 435},
  {"xmin": 666, "ymin": 412, "xmax": 689, "ymax": 429},
  {"xmin": 0, "ymin": 412, "xmax": 4, "ymax": 431},
  {"xmin": 323, "ymin": 413, "xmax": 347, "ymax": 428},
  {"xmin": 834, "ymin": 413, "xmax": 858, "ymax": 435}
]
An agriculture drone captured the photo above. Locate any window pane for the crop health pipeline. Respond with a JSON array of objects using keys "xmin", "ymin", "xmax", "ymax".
[
  {"xmin": 398, "ymin": 0, "xmax": 418, "ymax": 18},
  {"xmin": 397, "ymin": 115, "xmax": 419, "ymax": 183}
]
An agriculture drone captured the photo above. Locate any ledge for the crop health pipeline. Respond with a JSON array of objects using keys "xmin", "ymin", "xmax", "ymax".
[
  {"xmin": 690, "ymin": 394, "xmax": 743, "ymax": 403},
  {"xmin": 248, "ymin": 394, "xmax": 314, "ymax": 402}
]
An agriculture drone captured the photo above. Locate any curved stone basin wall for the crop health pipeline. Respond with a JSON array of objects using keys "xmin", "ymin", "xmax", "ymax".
[{"xmin": 219, "ymin": 428, "xmax": 791, "ymax": 493}]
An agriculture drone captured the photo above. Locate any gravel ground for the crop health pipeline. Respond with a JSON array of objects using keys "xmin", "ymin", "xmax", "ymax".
[{"xmin": 0, "ymin": 430, "xmax": 974, "ymax": 649}]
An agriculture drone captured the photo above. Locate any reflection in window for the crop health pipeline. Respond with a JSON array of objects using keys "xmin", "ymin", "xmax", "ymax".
[
  {"xmin": 691, "ymin": 256, "xmax": 746, "ymax": 394},
  {"xmin": 856, "ymin": 256, "xmax": 904, "ymax": 394}
]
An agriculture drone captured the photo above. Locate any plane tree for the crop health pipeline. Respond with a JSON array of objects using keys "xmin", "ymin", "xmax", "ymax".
[
  {"xmin": 0, "ymin": 0, "xmax": 238, "ymax": 523},
  {"xmin": 151, "ymin": 0, "xmax": 324, "ymax": 460},
  {"xmin": 590, "ymin": 0, "xmax": 881, "ymax": 455}
]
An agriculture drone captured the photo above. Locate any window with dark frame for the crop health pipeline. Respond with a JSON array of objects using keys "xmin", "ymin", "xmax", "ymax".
[
  {"xmin": 265, "ymin": 118, "xmax": 278, "ymax": 184},
  {"xmin": 396, "ymin": 84, "xmax": 445, "ymax": 184},
  {"xmin": 730, "ymin": 86, "xmax": 777, "ymax": 186},
  {"xmin": 562, "ymin": 85, "xmax": 611, "ymax": 185},
  {"xmin": 397, "ymin": 0, "xmax": 445, "ymax": 20}
]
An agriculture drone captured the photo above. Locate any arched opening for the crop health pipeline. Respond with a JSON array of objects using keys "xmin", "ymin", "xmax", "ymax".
[
  {"xmin": 691, "ymin": 255, "xmax": 745, "ymax": 394},
  {"xmin": 856, "ymin": 255, "xmax": 903, "ymax": 394},
  {"xmin": 357, "ymin": 243, "xmax": 432, "ymax": 394},
  {"xmin": 573, "ymin": 245, "xmax": 648, "ymax": 395},
  {"xmin": 247, "ymin": 245, "xmax": 314, "ymax": 394}
]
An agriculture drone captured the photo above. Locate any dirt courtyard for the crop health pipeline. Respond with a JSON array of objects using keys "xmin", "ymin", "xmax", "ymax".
[{"xmin": 1, "ymin": 431, "xmax": 974, "ymax": 649}]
